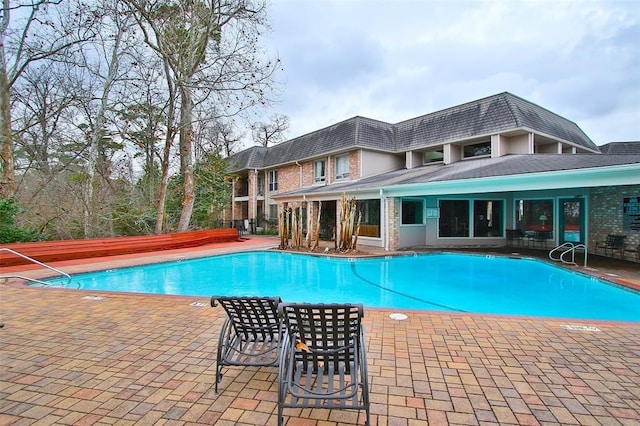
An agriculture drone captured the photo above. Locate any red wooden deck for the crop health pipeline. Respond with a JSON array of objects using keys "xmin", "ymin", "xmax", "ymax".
[{"xmin": 0, "ymin": 229, "xmax": 240, "ymax": 266}]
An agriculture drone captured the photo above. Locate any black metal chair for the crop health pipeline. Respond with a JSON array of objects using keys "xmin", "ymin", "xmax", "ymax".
[
  {"xmin": 595, "ymin": 234, "xmax": 626, "ymax": 258},
  {"xmin": 277, "ymin": 303, "xmax": 370, "ymax": 426},
  {"xmin": 506, "ymin": 229, "xmax": 524, "ymax": 247},
  {"xmin": 211, "ymin": 296, "xmax": 283, "ymax": 393},
  {"xmin": 532, "ymin": 230, "xmax": 552, "ymax": 249}
]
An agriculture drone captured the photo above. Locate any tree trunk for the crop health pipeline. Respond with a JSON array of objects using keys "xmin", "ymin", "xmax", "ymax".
[
  {"xmin": 83, "ymin": 26, "xmax": 123, "ymax": 238},
  {"xmin": 154, "ymin": 57, "xmax": 177, "ymax": 235},
  {"xmin": 176, "ymin": 84, "xmax": 194, "ymax": 232},
  {"xmin": 154, "ymin": 134, "xmax": 172, "ymax": 234},
  {"xmin": 0, "ymin": 41, "xmax": 15, "ymax": 198}
]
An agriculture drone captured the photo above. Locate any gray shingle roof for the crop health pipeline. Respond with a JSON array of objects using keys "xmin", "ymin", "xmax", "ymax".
[
  {"xmin": 262, "ymin": 118, "xmax": 357, "ymax": 167},
  {"xmin": 599, "ymin": 141, "xmax": 640, "ymax": 154},
  {"xmin": 275, "ymin": 154, "xmax": 640, "ymax": 197},
  {"xmin": 396, "ymin": 93, "xmax": 517, "ymax": 149},
  {"xmin": 396, "ymin": 93, "xmax": 598, "ymax": 151},
  {"xmin": 226, "ymin": 146, "xmax": 268, "ymax": 171},
  {"xmin": 505, "ymin": 95, "xmax": 598, "ymax": 150},
  {"xmin": 398, "ymin": 154, "xmax": 636, "ymax": 184},
  {"xmin": 228, "ymin": 92, "xmax": 599, "ymax": 171}
]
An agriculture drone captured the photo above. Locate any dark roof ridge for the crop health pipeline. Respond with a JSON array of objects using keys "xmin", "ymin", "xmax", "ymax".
[{"xmin": 500, "ymin": 92, "xmax": 521, "ymax": 127}]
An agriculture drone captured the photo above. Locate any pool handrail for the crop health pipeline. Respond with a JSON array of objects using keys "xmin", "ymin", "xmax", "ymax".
[
  {"xmin": 0, "ymin": 247, "xmax": 71, "ymax": 285},
  {"xmin": 549, "ymin": 242, "xmax": 588, "ymax": 267}
]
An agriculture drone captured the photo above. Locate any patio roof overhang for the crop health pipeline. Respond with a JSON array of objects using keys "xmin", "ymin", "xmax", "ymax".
[{"xmin": 273, "ymin": 162, "xmax": 640, "ymax": 202}]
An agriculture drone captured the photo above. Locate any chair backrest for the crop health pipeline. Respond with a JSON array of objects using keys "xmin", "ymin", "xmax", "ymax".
[
  {"xmin": 534, "ymin": 230, "xmax": 551, "ymax": 241},
  {"xmin": 609, "ymin": 235, "xmax": 626, "ymax": 249},
  {"xmin": 211, "ymin": 296, "xmax": 282, "ymax": 339},
  {"xmin": 279, "ymin": 303, "xmax": 363, "ymax": 367},
  {"xmin": 506, "ymin": 229, "xmax": 522, "ymax": 239}
]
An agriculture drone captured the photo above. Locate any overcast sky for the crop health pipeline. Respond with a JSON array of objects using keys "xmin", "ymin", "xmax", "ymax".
[{"xmin": 259, "ymin": 0, "xmax": 639, "ymax": 146}]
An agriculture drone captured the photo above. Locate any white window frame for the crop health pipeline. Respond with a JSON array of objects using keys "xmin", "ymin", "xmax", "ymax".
[
  {"xmin": 462, "ymin": 140, "xmax": 491, "ymax": 159},
  {"xmin": 335, "ymin": 155, "xmax": 350, "ymax": 180},
  {"xmin": 314, "ymin": 160, "xmax": 326, "ymax": 184},
  {"xmin": 268, "ymin": 170, "xmax": 278, "ymax": 192},
  {"xmin": 423, "ymin": 148, "xmax": 444, "ymax": 164}
]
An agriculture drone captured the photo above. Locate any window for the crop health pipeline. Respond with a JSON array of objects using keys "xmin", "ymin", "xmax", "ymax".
[
  {"xmin": 335, "ymin": 155, "xmax": 349, "ymax": 180},
  {"xmin": 355, "ymin": 199, "xmax": 381, "ymax": 237},
  {"xmin": 516, "ymin": 199, "xmax": 554, "ymax": 233},
  {"xmin": 423, "ymin": 148, "xmax": 444, "ymax": 164},
  {"xmin": 402, "ymin": 199, "xmax": 424, "ymax": 225},
  {"xmin": 473, "ymin": 200, "xmax": 503, "ymax": 237},
  {"xmin": 463, "ymin": 141, "xmax": 491, "ymax": 158},
  {"xmin": 268, "ymin": 170, "xmax": 278, "ymax": 192},
  {"xmin": 439, "ymin": 200, "xmax": 469, "ymax": 237},
  {"xmin": 257, "ymin": 174, "xmax": 264, "ymax": 196},
  {"xmin": 314, "ymin": 160, "xmax": 326, "ymax": 183},
  {"xmin": 269, "ymin": 204, "xmax": 278, "ymax": 220}
]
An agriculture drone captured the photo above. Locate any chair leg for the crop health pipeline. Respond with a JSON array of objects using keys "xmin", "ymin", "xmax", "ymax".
[
  {"xmin": 215, "ymin": 365, "xmax": 223, "ymax": 393},
  {"xmin": 361, "ymin": 355, "xmax": 370, "ymax": 426},
  {"xmin": 215, "ymin": 318, "xmax": 231, "ymax": 393}
]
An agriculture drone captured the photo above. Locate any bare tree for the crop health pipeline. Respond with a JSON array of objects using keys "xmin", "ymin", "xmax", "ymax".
[
  {"xmin": 252, "ymin": 113, "xmax": 289, "ymax": 147},
  {"xmin": 13, "ymin": 62, "xmax": 86, "ymax": 176},
  {"xmin": 0, "ymin": 0, "xmax": 97, "ymax": 198},
  {"xmin": 113, "ymin": 59, "xmax": 167, "ymax": 207},
  {"xmin": 126, "ymin": 0, "xmax": 281, "ymax": 232},
  {"xmin": 216, "ymin": 120, "xmax": 244, "ymax": 157},
  {"xmin": 193, "ymin": 115, "xmax": 244, "ymax": 159},
  {"xmin": 75, "ymin": 0, "xmax": 135, "ymax": 237}
]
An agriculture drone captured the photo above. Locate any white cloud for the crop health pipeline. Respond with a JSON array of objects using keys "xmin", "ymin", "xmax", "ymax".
[{"xmin": 259, "ymin": 0, "xmax": 640, "ymax": 145}]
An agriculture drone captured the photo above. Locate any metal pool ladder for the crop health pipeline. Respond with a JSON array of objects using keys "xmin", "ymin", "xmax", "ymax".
[
  {"xmin": 0, "ymin": 248, "xmax": 71, "ymax": 285},
  {"xmin": 549, "ymin": 242, "xmax": 588, "ymax": 267}
]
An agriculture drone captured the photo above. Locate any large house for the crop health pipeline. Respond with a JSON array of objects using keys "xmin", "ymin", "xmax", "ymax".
[{"xmin": 227, "ymin": 92, "xmax": 640, "ymax": 256}]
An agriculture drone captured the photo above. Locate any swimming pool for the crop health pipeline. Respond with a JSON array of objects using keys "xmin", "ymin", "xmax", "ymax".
[{"xmin": 40, "ymin": 251, "xmax": 640, "ymax": 321}]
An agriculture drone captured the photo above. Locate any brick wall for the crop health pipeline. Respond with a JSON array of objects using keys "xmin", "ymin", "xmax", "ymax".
[
  {"xmin": 589, "ymin": 184, "xmax": 639, "ymax": 252},
  {"xmin": 276, "ymin": 164, "xmax": 301, "ymax": 192},
  {"xmin": 348, "ymin": 151, "xmax": 360, "ymax": 181},
  {"xmin": 388, "ymin": 197, "xmax": 399, "ymax": 250},
  {"xmin": 301, "ymin": 162, "xmax": 315, "ymax": 186},
  {"xmin": 270, "ymin": 151, "xmax": 361, "ymax": 192}
]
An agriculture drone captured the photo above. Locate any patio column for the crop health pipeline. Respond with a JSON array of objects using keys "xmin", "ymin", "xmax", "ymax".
[{"xmin": 248, "ymin": 169, "xmax": 258, "ymax": 228}]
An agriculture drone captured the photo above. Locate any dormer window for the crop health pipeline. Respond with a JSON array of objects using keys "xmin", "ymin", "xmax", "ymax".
[
  {"xmin": 463, "ymin": 141, "xmax": 491, "ymax": 158},
  {"xmin": 423, "ymin": 148, "xmax": 444, "ymax": 164}
]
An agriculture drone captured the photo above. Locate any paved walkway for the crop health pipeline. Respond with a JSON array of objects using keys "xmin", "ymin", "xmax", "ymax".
[{"xmin": 2, "ymin": 238, "xmax": 639, "ymax": 425}]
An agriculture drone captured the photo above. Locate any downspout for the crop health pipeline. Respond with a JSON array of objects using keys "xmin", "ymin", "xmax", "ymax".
[
  {"xmin": 232, "ymin": 177, "xmax": 239, "ymax": 223},
  {"xmin": 380, "ymin": 188, "xmax": 389, "ymax": 251},
  {"xmin": 253, "ymin": 168, "xmax": 258, "ymax": 228},
  {"xmin": 296, "ymin": 161, "xmax": 302, "ymax": 188}
]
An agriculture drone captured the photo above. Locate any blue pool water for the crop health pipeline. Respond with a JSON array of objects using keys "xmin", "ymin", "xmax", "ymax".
[{"xmin": 40, "ymin": 251, "xmax": 640, "ymax": 321}]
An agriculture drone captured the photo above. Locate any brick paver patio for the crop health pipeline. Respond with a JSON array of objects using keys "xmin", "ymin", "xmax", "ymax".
[{"xmin": 2, "ymin": 238, "xmax": 639, "ymax": 425}]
